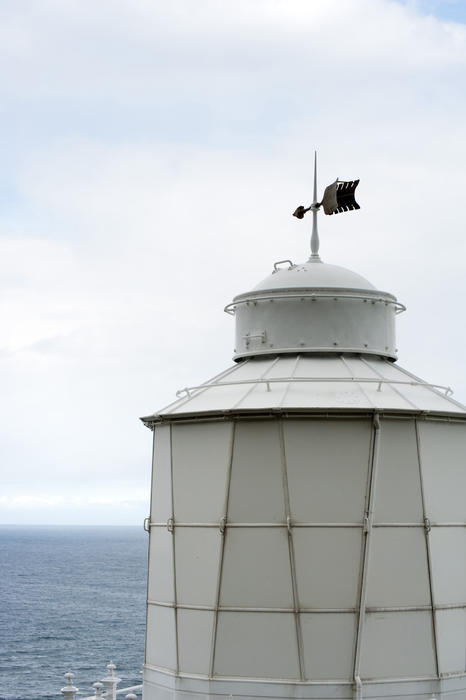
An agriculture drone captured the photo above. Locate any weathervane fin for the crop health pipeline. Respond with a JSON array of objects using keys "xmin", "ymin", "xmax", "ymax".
[{"xmin": 321, "ymin": 179, "xmax": 360, "ymax": 215}]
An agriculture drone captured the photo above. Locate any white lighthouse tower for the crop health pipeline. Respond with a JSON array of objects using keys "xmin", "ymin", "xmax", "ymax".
[{"xmin": 141, "ymin": 168, "xmax": 466, "ymax": 700}]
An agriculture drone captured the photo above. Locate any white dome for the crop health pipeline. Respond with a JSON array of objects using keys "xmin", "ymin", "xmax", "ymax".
[{"xmin": 253, "ymin": 260, "xmax": 376, "ymax": 292}]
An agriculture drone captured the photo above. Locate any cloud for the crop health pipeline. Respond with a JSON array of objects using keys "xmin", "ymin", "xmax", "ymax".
[{"xmin": 1, "ymin": 0, "xmax": 466, "ymax": 523}]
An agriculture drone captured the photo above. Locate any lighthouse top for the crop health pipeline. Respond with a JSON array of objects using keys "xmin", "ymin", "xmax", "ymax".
[
  {"xmin": 228, "ymin": 257, "xmax": 402, "ymax": 362},
  {"xmin": 141, "ymin": 163, "xmax": 466, "ymax": 424},
  {"xmin": 227, "ymin": 159, "xmax": 403, "ymax": 362}
]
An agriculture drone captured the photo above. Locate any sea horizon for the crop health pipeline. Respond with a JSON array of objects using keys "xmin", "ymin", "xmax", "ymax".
[{"xmin": 0, "ymin": 525, "xmax": 147, "ymax": 700}]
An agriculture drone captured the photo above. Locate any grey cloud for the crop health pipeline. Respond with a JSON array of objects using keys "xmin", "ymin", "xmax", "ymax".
[{"xmin": 1, "ymin": 0, "xmax": 465, "ymax": 524}]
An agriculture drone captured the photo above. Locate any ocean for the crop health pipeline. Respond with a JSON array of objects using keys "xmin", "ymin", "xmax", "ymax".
[{"xmin": 0, "ymin": 526, "xmax": 147, "ymax": 700}]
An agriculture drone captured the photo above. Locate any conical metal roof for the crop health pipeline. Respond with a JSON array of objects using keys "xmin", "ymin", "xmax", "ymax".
[{"xmin": 142, "ymin": 354, "xmax": 465, "ymax": 423}]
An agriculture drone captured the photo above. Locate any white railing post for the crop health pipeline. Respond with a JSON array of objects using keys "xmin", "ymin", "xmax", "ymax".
[
  {"xmin": 102, "ymin": 661, "xmax": 121, "ymax": 700},
  {"xmin": 125, "ymin": 694, "xmax": 137, "ymax": 700},
  {"xmin": 61, "ymin": 671, "xmax": 78, "ymax": 700},
  {"xmin": 93, "ymin": 681, "xmax": 104, "ymax": 698}
]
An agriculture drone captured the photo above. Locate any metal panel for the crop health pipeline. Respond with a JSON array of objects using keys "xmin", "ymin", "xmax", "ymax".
[
  {"xmin": 177, "ymin": 609, "xmax": 215, "ymax": 676},
  {"xmin": 146, "ymin": 605, "xmax": 177, "ymax": 671},
  {"xmin": 363, "ymin": 358, "xmax": 452, "ymax": 412},
  {"xmin": 429, "ymin": 528, "xmax": 466, "ymax": 605},
  {"xmin": 373, "ymin": 420, "xmax": 423, "ymax": 523},
  {"xmin": 293, "ymin": 528, "xmax": 363, "ymax": 608},
  {"xmin": 353, "ymin": 413, "xmax": 381, "ymax": 690},
  {"xmin": 366, "ymin": 528, "xmax": 430, "ymax": 607},
  {"xmin": 284, "ymin": 380, "xmax": 368, "ymax": 409},
  {"xmin": 224, "ymin": 357, "xmax": 275, "ymax": 380},
  {"xmin": 284, "ymin": 419, "xmax": 372, "ymax": 523},
  {"xmin": 418, "ymin": 422, "xmax": 466, "ymax": 522},
  {"xmin": 344, "ymin": 357, "xmax": 417, "ymax": 410},
  {"xmin": 297, "ymin": 355, "xmax": 354, "ymax": 378},
  {"xmin": 147, "ymin": 527, "xmax": 175, "ymax": 603},
  {"xmin": 151, "ymin": 425, "xmax": 172, "ymax": 522},
  {"xmin": 175, "ymin": 528, "xmax": 222, "ymax": 606},
  {"xmin": 169, "ymin": 360, "xmax": 275, "ymax": 414},
  {"xmin": 214, "ymin": 612, "xmax": 300, "ymax": 679},
  {"xmin": 228, "ymin": 421, "xmax": 285, "ymax": 523},
  {"xmin": 301, "ymin": 612, "xmax": 356, "ymax": 680},
  {"xmin": 265, "ymin": 355, "xmax": 305, "ymax": 378},
  {"xmin": 220, "ymin": 528, "xmax": 294, "ymax": 608},
  {"xmin": 435, "ymin": 608, "xmax": 466, "ymax": 675},
  {"xmin": 172, "ymin": 422, "xmax": 232, "ymax": 522},
  {"xmin": 360, "ymin": 611, "xmax": 437, "ymax": 679},
  {"xmin": 236, "ymin": 381, "xmax": 289, "ymax": 410}
]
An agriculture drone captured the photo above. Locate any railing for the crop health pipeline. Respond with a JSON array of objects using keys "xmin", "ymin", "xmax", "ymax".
[
  {"xmin": 175, "ymin": 376, "xmax": 453, "ymax": 398},
  {"xmin": 224, "ymin": 292, "xmax": 407, "ymax": 315},
  {"xmin": 61, "ymin": 663, "xmax": 142, "ymax": 700}
]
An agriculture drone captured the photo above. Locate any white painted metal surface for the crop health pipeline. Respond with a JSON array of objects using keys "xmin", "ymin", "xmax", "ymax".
[
  {"xmin": 143, "ymin": 414, "xmax": 466, "ymax": 699},
  {"xmin": 143, "ymin": 354, "xmax": 464, "ymax": 420},
  {"xmin": 228, "ymin": 261, "xmax": 402, "ymax": 361},
  {"xmin": 142, "ymin": 252, "xmax": 466, "ymax": 700}
]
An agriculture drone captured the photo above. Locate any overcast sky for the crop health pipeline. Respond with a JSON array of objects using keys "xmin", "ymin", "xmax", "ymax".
[{"xmin": 1, "ymin": 0, "xmax": 466, "ymax": 525}]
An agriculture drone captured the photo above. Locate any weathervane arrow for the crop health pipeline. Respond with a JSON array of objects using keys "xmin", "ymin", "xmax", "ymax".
[{"xmin": 293, "ymin": 153, "xmax": 360, "ymax": 260}]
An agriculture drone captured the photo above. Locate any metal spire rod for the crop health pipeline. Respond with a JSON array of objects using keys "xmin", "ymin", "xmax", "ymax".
[{"xmin": 310, "ymin": 151, "xmax": 321, "ymax": 262}]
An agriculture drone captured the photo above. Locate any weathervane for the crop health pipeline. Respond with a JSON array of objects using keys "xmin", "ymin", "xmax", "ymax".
[{"xmin": 293, "ymin": 153, "xmax": 360, "ymax": 261}]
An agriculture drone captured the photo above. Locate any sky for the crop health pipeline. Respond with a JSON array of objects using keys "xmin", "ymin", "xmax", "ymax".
[{"xmin": 1, "ymin": 0, "xmax": 466, "ymax": 525}]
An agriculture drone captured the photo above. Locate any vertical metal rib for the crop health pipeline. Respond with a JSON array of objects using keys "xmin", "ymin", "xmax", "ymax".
[
  {"xmin": 279, "ymin": 419, "xmax": 305, "ymax": 680},
  {"xmin": 360, "ymin": 356, "xmax": 419, "ymax": 411},
  {"xmin": 353, "ymin": 413, "xmax": 381, "ymax": 699},
  {"xmin": 340, "ymin": 355, "xmax": 376, "ymax": 407},
  {"xmin": 383, "ymin": 357, "xmax": 465, "ymax": 411},
  {"xmin": 167, "ymin": 360, "xmax": 249, "ymax": 414},
  {"xmin": 144, "ymin": 429, "xmax": 157, "ymax": 668},
  {"xmin": 278, "ymin": 354, "xmax": 301, "ymax": 409},
  {"xmin": 169, "ymin": 423, "xmax": 179, "ymax": 675},
  {"xmin": 414, "ymin": 419, "xmax": 440, "ymax": 679},
  {"xmin": 209, "ymin": 421, "xmax": 236, "ymax": 678},
  {"xmin": 232, "ymin": 356, "xmax": 280, "ymax": 410}
]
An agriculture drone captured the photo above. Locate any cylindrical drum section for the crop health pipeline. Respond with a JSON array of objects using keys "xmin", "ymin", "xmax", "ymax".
[
  {"xmin": 143, "ymin": 412, "xmax": 466, "ymax": 700},
  {"xmin": 232, "ymin": 290, "xmax": 398, "ymax": 360}
]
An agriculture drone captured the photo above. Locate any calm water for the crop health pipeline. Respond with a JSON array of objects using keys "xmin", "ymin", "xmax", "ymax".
[{"xmin": 0, "ymin": 526, "xmax": 147, "ymax": 700}]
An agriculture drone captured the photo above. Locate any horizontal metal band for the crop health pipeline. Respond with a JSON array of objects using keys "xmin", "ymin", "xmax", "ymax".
[
  {"xmin": 147, "ymin": 600, "xmax": 466, "ymax": 613},
  {"xmin": 146, "ymin": 521, "xmax": 466, "ymax": 529},
  {"xmin": 143, "ymin": 664, "xmax": 466, "ymax": 692},
  {"xmin": 224, "ymin": 292, "xmax": 405, "ymax": 316},
  {"xmin": 142, "ymin": 407, "xmax": 466, "ymax": 427}
]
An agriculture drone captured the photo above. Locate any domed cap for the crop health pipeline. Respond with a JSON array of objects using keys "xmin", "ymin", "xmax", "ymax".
[
  {"xmin": 226, "ymin": 157, "xmax": 405, "ymax": 361},
  {"xmin": 253, "ymin": 259, "xmax": 376, "ymax": 292},
  {"xmin": 226, "ymin": 258, "xmax": 404, "ymax": 361}
]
